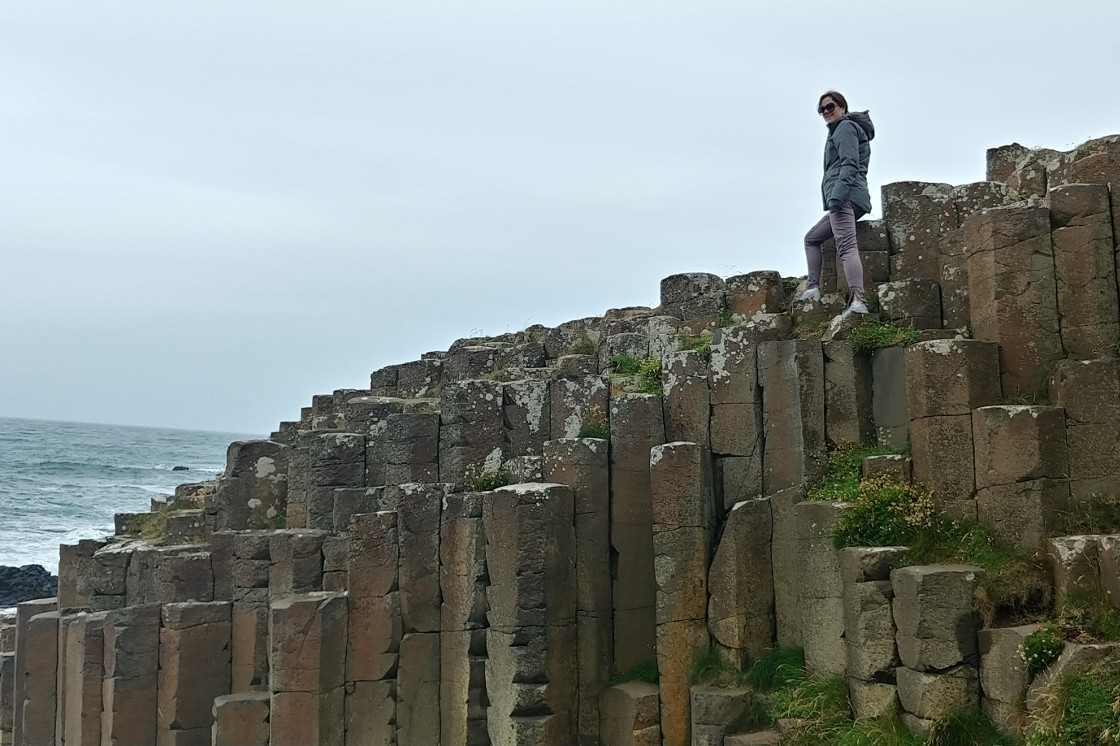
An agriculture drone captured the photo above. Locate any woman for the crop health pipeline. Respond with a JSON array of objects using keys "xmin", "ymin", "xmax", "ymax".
[{"xmin": 800, "ymin": 90, "xmax": 875, "ymax": 314}]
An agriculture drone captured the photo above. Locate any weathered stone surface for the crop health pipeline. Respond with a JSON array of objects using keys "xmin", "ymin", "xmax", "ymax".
[
  {"xmin": 656, "ymin": 619, "xmax": 708, "ymax": 746},
  {"xmin": 978, "ymin": 623, "xmax": 1039, "ymax": 731},
  {"xmin": 549, "ymin": 375, "xmax": 610, "ymax": 441},
  {"xmin": 270, "ymin": 593, "xmax": 346, "ymax": 694},
  {"xmin": 690, "ymin": 685, "xmax": 752, "ymax": 746},
  {"xmin": 662, "ymin": 351, "xmax": 710, "ymax": 447},
  {"xmin": 1051, "ymin": 359, "xmax": 1120, "ymax": 494},
  {"xmin": 397, "ymin": 483, "xmax": 447, "ymax": 634},
  {"xmin": 542, "ymin": 438, "xmax": 612, "ymax": 743},
  {"xmin": 1048, "ymin": 535, "xmax": 1100, "ymax": 602},
  {"xmin": 158, "ymin": 602, "xmax": 232, "ymax": 743},
  {"xmin": 211, "ymin": 439, "xmax": 289, "ymax": 532},
  {"xmin": 726, "ymin": 271, "xmax": 783, "ymax": 318},
  {"xmin": 839, "ymin": 547, "xmax": 908, "ymax": 585},
  {"xmin": 905, "ymin": 339, "xmax": 1001, "ymax": 418},
  {"xmin": 910, "ymin": 414, "xmax": 974, "ymax": 506},
  {"xmin": 397, "ymin": 632, "xmax": 441, "ymax": 746},
  {"xmin": 57, "ymin": 540, "xmax": 104, "ymax": 609},
  {"xmin": 882, "ymin": 182, "xmax": 958, "ymax": 272},
  {"xmin": 1049, "ymin": 183, "xmax": 1119, "ymax": 358},
  {"xmin": 897, "ymin": 664, "xmax": 978, "ymax": 720},
  {"xmin": 0, "ymin": 652, "xmax": 13, "ymax": 736},
  {"xmin": 211, "ymin": 691, "xmax": 269, "ymax": 746},
  {"xmin": 759, "ymin": 340, "xmax": 826, "ymax": 493},
  {"xmin": 848, "ymin": 679, "xmax": 898, "ymax": 720},
  {"xmin": 231, "ymin": 603, "xmax": 270, "ymax": 693},
  {"xmin": 503, "ymin": 379, "xmax": 551, "ymax": 456},
  {"xmin": 877, "ymin": 279, "xmax": 941, "ymax": 329},
  {"xmin": 57, "ymin": 611, "xmax": 106, "ymax": 746},
  {"xmin": 609, "ymin": 394, "xmax": 663, "ymax": 672},
  {"xmin": 708, "ymin": 498, "xmax": 774, "ymax": 664},
  {"xmin": 660, "ymin": 272, "xmax": 726, "ymax": 328},
  {"xmin": 345, "ymin": 679, "xmax": 396, "ymax": 746},
  {"xmin": 977, "ymin": 479, "xmax": 1070, "ymax": 552},
  {"xmin": 822, "ymin": 340, "xmax": 874, "ymax": 447},
  {"xmin": 965, "ymin": 205, "xmax": 1062, "ymax": 398},
  {"xmin": 102, "ymin": 604, "xmax": 160, "ymax": 744},
  {"xmin": 770, "ymin": 486, "xmax": 806, "ymax": 648},
  {"xmin": 871, "ymin": 347, "xmax": 909, "ymax": 448},
  {"xmin": 12, "ymin": 598, "xmax": 56, "ymax": 745},
  {"xmin": 973, "ymin": 405, "xmax": 1068, "ymax": 489},
  {"xmin": 843, "ymin": 580, "xmax": 898, "ymax": 681},
  {"xmin": 127, "ymin": 546, "xmax": 215, "ymax": 605},
  {"xmin": 791, "ymin": 501, "xmax": 849, "ymax": 676},
  {"xmin": 600, "ymin": 681, "xmax": 659, "ymax": 746},
  {"xmin": 440, "ymin": 379, "xmax": 507, "ymax": 487},
  {"xmin": 484, "ymin": 484, "xmax": 577, "ymax": 745},
  {"xmin": 269, "ymin": 530, "xmax": 327, "ymax": 597},
  {"xmin": 270, "ymin": 689, "xmax": 344, "ymax": 746},
  {"xmin": 1097, "ymin": 535, "xmax": 1120, "ymax": 605},
  {"xmin": 892, "ymin": 565, "xmax": 980, "ymax": 672}
]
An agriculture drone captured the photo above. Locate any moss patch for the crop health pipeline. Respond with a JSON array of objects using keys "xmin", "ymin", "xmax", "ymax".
[{"xmin": 846, "ymin": 321, "xmax": 921, "ymax": 354}]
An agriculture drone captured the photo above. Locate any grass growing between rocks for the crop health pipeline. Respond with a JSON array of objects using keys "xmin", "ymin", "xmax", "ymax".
[
  {"xmin": 1054, "ymin": 492, "xmax": 1120, "ymax": 535},
  {"xmin": 611, "ymin": 355, "xmax": 662, "ymax": 395},
  {"xmin": 678, "ymin": 330, "xmax": 714, "ymax": 362},
  {"xmin": 846, "ymin": 321, "xmax": 921, "ymax": 354},
  {"xmin": 125, "ymin": 504, "xmax": 170, "ymax": 544},
  {"xmin": 924, "ymin": 709, "xmax": 1018, "ymax": 746},
  {"xmin": 808, "ymin": 443, "xmax": 909, "ymax": 503},
  {"xmin": 463, "ymin": 464, "xmax": 509, "ymax": 492},
  {"xmin": 690, "ymin": 646, "xmax": 752, "ymax": 688},
  {"xmin": 1052, "ymin": 589, "xmax": 1120, "ymax": 644},
  {"xmin": 577, "ymin": 404, "xmax": 610, "ymax": 440},
  {"xmin": 1027, "ymin": 660, "xmax": 1120, "ymax": 745},
  {"xmin": 604, "ymin": 661, "xmax": 659, "ymax": 688}
]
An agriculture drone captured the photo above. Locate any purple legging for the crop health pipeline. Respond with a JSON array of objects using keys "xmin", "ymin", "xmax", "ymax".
[{"xmin": 804, "ymin": 201, "xmax": 866, "ymax": 305}]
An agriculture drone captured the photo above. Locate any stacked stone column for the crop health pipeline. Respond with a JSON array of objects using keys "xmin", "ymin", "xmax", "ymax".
[
  {"xmin": 484, "ymin": 484, "xmax": 577, "ymax": 745},
  {"xmin": 102, "ymin": 604, "xmax": 160, "ymax": 745},
  {"xmin": 973, "ymin": 405, "xmax": 1069, "ymax": 550},
  {"xmin": 707, "ymin": 497, "xmax": 774, "ymax": 667},
  {"xmin": 57, "ymin": 610, "xmax": 106, "ymax": 745},
  {"xmin": 794, "ymin": 501, "xmax": 849, "ymax": 676},
  {"xmin": 905, "ymin": 340, "xmax": 1001, "ymax": 514},
  {"xmin": 662, "ymin": 350, "xmax": 710, "ymax": 448},
  {"xmin": 965, "ymin": 205, "xmax": 1063, "ymax": 398},
  {"xmin": 840, "ymin": 548, "xmax": 906, "ymax": 718},
  {"xmin": 759, "ymin": 340, "xmax": 826, "ymax": 492},
  {"xmin": 306, "ymin": 431, "xmax": 367, "ymax": 530},
  {"xmin": 159, "ymin": 602, "xmax": 232, "ymax": 745},
  {"xmin": 708, "ymin": 327, "xmax": 763, "ymax": 512},
  {"xmin": 891, "ymin": 566, "xmax": 981, "ymax": 735},
  {"xmin": 345, "ymin": 512, "xmax": 401, "ymax": 745},
  {"xmin": 1049, "ymin": 183, "xmax": 1119, "ymax": 358},
  {"xmin": 440, "ymin": 493, "xmax": 489, "ymax": 746},
  {"xmin": 650, "ymin": 442, "xmax": 714, "ymax": 746},
  {"xmin": 504, "ymin": 379, "xmax": 551, "ymax": 456},
  {"xmin": 269, "ymin": 592, "xmax": 347, "ymax": 746},
  {"xmin": 13, "ymin": 597, "xmax": 58, "ymax": 746},
  {"xmin": 609, "ymin": 394, "xmax": 665, "ymax": 672},
  {"xmin": 1051, "ymin": 358, "xmax": 1120, "ymax": 498},
  {"xmin": 543, "ymin": 438, "xmax": 612, "ymax": 744},
  {"xmin": 210, "ymin": 439, "xmax": 289, "ymax": 532},
  {"xmin": 549, "ymin": 375, "xmax": 609, "ymax": 440},
  {"xmin": 383, "ymin": 412, "xmax": 440, "ymax": 485},
  {"xmin": 440, "ymin": 380, "xmax": 509, "ymax": 487}
]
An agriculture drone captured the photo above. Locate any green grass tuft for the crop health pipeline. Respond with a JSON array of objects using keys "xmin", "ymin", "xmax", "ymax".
[
  {"xmin": 1022, "ymin": 625, "xmax": 1064, "ymax": 676},
  {"xmin": 463, "ymin": 464, "xmax": 509, "ymax": 492},
  {"xmin": 846, "ymin": 321, "xmax": 921, "ymax": 355},
  {"xmin": 689, "ymin": 646, "xmax": 751, "ymax": 687},
  {"xmin": 679, "ymin": 331, "xmax": 714, "ymax": 362},
  {"xmin": 1027, "ymin": 660, "xmax": 1120, "ymax": 745},
  {"xmin": 925, "ymin": 709, "xmax": 1017, "ymax": 746},
  {"xmin": 604, "ymin": 661, "xmax": 659, "ymax": 688},
  {"xmin": 745, "ymin": 647, "xmax": 807, "ymax": 692},
  {"xmin": 808, "ymin": 443, "xmax": 907, "ymax": 503},
  {"xmin": 567, "ymin": 335, "xmax": 597, "ymax": 356},
  {"xmin": 125, "ymin": 504, "xmax": 171, "ymax": 543}
]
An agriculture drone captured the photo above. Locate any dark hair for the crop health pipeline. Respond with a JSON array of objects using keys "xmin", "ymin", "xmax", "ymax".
[{"xmin": 819, "ymin": 90, "xmax": 848, "ymax": 111}]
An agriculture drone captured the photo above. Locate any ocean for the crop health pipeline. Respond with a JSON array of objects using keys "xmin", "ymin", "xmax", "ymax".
[{"xmin": 0, "ymin": 416, "xmax": 257, "ymax": 576}]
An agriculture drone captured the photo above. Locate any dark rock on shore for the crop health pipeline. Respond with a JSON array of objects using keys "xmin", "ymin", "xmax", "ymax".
[{"xmin": 0, "ymin": 564, "xmax": 58, "ymax": 607}]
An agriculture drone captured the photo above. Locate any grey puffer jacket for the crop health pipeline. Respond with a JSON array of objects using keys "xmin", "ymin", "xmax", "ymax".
[{"xmin": 821, "ymin": 110, "xmax": 875, "ymax": 213}]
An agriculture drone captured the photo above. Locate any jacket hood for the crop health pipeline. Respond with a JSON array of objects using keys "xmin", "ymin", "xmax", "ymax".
[{"xmin": 843, "ymin": 110, "xmax": 875, "ymax": 141}]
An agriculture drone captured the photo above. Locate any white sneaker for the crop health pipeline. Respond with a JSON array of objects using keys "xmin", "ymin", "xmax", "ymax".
[
  {"xmin": 799, "ymin": 287, "xmax": 821, "ymax": 302},
  {"xmin": 846, "ymin": 302, "xmax": 869, "ymax": 314}
]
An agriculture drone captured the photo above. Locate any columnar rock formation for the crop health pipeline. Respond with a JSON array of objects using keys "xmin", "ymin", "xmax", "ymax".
[{"xmin": 3, "ymin": 133, "xmax": 1120, "ymax": 745}]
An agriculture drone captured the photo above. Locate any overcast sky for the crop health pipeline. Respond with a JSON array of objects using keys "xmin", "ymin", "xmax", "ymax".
[{"xmin": 2, "ymin": 1, "xmax": 1116, "ymax": 435}]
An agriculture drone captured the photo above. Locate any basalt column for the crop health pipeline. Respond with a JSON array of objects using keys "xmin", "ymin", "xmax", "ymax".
[
  {"xmin": 543, "ymin": 437, "xmax": 612, "ymax": 744},
  {"xmin": 440, "ymin": 493, "xmax": 490, "ymax": 746},
  {"xmin": 397, "ymin": 483, "xmax": 447, "ymax": 746},
  {"xmin": 650, "ymin": 442, "xmax": 715, "ymax": 746},
  {"xmin": 346, "ymin": 512, "xmax": 401, "ymax": 746},
  {"xmin": 484, "ymin": 484, "xmax": 577, "ymax": 745},
  {"xmin": 609, "ymin": 394, "xmax": 665, "ymax": 672},
  {"xmin": 758, "ymin": 340, "xmax": 827, "ymax": 494}
]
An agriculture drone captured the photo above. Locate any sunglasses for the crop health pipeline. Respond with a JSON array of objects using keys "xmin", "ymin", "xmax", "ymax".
[{"xmin": 817, "ymin": 102, "xmax": 838, "ymax": 116}]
